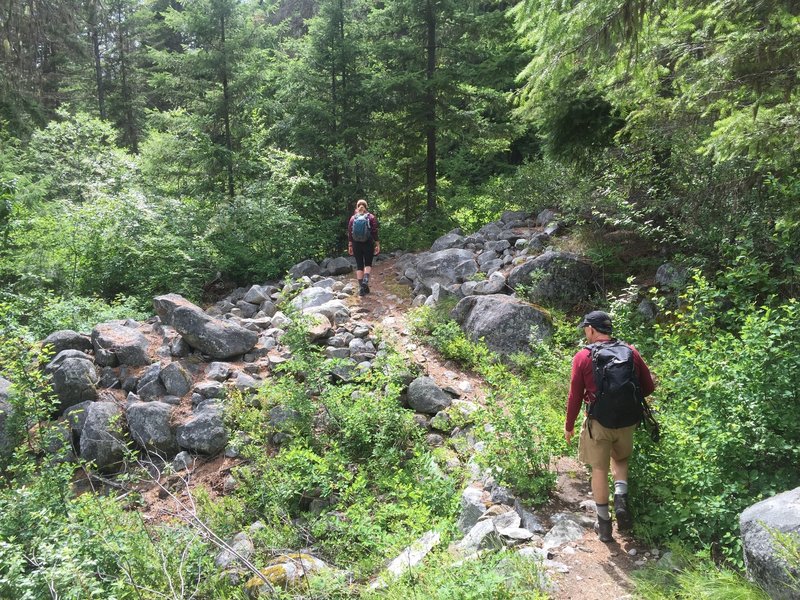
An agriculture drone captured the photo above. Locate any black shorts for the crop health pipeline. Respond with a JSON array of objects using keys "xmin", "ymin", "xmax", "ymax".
[{"xmin": 352, "ymin": 240, "xmax": 375, "ymax": 271}]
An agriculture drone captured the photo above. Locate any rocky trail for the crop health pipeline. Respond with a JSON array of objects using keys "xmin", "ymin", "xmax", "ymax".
[
  {"xmin": 345, "ymin": 257, "xmax": 649, "ymax": 599},
  {"xmin": 123, "ymin": 253, "xmax": 653, "ymax": 598}
]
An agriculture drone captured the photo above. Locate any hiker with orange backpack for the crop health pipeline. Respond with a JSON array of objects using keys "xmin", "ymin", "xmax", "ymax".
[
  {"xmin": 564, "ymin": 310, "xmax": 656, "ymax": 542},
  {"xmin": 347, "ymin": 199, "xmax": 380, "ymax": 296}
]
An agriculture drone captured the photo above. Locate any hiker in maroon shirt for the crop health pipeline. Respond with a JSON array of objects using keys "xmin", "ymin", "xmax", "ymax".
[
  {"xmin": 347, "ymin": 199, "xmax": 380, "ymax": 296},
  {"xmin": 565, "ymin": 310, "xmax": 655, "ymax": 542}
]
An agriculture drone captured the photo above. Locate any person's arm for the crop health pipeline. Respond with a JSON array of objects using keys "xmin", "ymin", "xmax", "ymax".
[
  {"xmin": 370, "ymin": 214, "xmax": 380, "ymax": 254},
  {"xmin": 632, "ymin": 348, "xmax": 655, "ymax": 397},
  {"xmin": 565, "ymin": 350, "xmax": 588, "ymax": 442},
  {"xmin": 347, "ymin": 216, "xmax": 354, "ymax": 255}
]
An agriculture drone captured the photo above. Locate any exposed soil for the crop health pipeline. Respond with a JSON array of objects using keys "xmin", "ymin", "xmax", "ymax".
[{"xmin": 126, "ymin": 253, "xmax": 650, "ymax": 598}]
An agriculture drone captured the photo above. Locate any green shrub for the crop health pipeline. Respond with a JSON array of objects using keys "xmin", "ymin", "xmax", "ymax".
[
  {"xmin": 3, "ymin": 291, "xmax": 150, "ymax": 340},
  {"xmin": 409, "ymin": 304, "xmax": 568, "ymax": 504},
  {"xmin": 632, "ymin": 277, "xmax": 800, "ymax": 564},
  {"xmin": 633, "ymin": 546, "xmax": 771, "ymax": 600}
]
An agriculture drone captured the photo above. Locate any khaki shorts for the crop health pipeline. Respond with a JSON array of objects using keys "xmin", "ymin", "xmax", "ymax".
[{"xmin": 578, "ymin": 417, "xmax": 637, "ymax": 470}]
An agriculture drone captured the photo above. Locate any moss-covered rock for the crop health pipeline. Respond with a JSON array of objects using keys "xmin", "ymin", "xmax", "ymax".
[{"xmin": 244, "ymin": 553, "xmax": 329, "ymax": 598}]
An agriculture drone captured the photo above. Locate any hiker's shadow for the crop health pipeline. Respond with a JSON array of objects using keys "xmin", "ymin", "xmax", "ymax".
[{"xmin": 600, "ymin": 537, "xmax": 640, "ymax": 591}]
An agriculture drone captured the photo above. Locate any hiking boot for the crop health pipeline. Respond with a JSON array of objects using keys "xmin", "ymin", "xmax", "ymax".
[
  {"xmin": 359, "ymin": 283, "xmax": 367, "ymax": 296},
  {"xmin": 363, "ymin": 282, "xmax": 370, "ymax": 294},
  {"xmin": 615, "ymin": 493, "xmax": 632, "ymax": 531},
  {"xmin": 594, "ymin": 516, "xmax": 613, "ymax": 542}
]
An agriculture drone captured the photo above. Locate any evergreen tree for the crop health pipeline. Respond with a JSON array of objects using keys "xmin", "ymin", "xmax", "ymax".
[
  {"xmin": 270, "ymin": 0, "xmax": 372, "ymax": 224},
  {"xmin": 145, "ymin": 0, "xmax": 272, "ymax": 198}
]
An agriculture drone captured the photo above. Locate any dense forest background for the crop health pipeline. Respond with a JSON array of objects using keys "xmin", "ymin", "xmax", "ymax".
[
  {"xmin": 0, "ymin": 0, "xmax": 799, "ymax": 598},
  {"xmin": 1, "ymin": 0, "xmax": 795, "ymax": 315}
]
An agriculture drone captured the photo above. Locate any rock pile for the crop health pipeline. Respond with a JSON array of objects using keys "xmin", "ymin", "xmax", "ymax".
[{"xmin": 394, "ymin": 209, "xmax": 596, "ymax": 355}]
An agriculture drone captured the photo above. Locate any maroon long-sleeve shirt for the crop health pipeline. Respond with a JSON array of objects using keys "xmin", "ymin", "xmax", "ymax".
[
  {"xmin": 565, "ymin": 342, "xmax": 655, "ymax": 431},
  {"xmin": 347, "ymin": 212, "xmax": 379, "ymax": 243}
]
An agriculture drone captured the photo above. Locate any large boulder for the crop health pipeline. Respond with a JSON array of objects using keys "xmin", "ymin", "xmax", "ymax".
[
  {"xmin": 48, "ymin": 352, "xmax": 99, "ymax": 412},
  {"xmin": 160, "ymin": 362, "xmax": 193, "ymax": 397},
  {"xmin": 92, "ymin": 322, "xmax": 151, "ymax": 367},
  {"xmin": 473, "ymin": 271, "xmax": 508, "ymax": 295},
  {"xmin": 451, "ymin": 295, "xmax": 552, "ymax": 355},
  {"xmin": 507, "ymin": 251, "xmax": 595, "ymax": 310},
  {"xmin": 414, "ymin": 249, "xmax": 478, "ymax": 294},
  {"xmin": 244, "ymin": 553, "xmax": 330, "ymax": 596},
  {"xmin": 243, "ymin": 285, "xmax": 271, "ymax": 305},
  {"xmin": 304, "ymin": 300, "xmax": 351, "ymax": 326},
  {"xmin": 291, "ymin": 287, "xmax": 336, "ymax": 311},
  {"xmin": 323, "ymin": 257, "xmax": 353, "ymax": 276},
  {"xmin": 431, "ymin": 232, "xmax": 466, "ymax": 252},
  {"xmin": 740, "ymin": 487, "xmax": 800, "ymax": 600},
  {"xmin": 42, "ymin": 330, "xmax": 92, "ymax": 356},
  {"xmin": 176, "ymin": 403, "xmax": 228, "ymax": 455},
  {"xmin": 655, "ymin": 262, "xmax": 689, "ymax": 290},
  {"xmin": 153, "ymin": 294, "xmax": 258, "ymax": 360},
  {"xmin": 79, "ymin": 402, "xmax": 128, "ymax": 472},
  {"xmin": 127, "ymin": 401, "xmax": 178, "ymax": 456},
  {"xmin": 152, "ymin": 293, "xmax": 189, "ymax": 325},
  {"xmin": 288, "ymin": 259, "xmax": 321, "ymax": 279}
]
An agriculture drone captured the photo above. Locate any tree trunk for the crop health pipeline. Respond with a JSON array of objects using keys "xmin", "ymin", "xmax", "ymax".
[
  {"xmin": 424, "ymin": 0, "xmax": 437, "ymax": 211},
  {"xmin": 89, "ymin": 1, "xmax": 106, "ymax": 119},
  {"xmin": 116, "ymin": 4, "xmax": 138, "ymax": 151},
  {"xmin": 220, "ymin": 13, "xmax": 235, "ymax": 198}
]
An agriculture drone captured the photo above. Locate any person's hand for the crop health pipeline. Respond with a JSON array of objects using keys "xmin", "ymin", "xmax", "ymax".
[
  {"xmin": 348, "ymin": 242, "xmax": 353, "ymax": 256},
  {"xmin": 564, "ymin": 426, "xmax": 574, "ymax": 444},
  {"xmin": 374, "ymin": 242, "xmax": 380, "ymax": 256}
]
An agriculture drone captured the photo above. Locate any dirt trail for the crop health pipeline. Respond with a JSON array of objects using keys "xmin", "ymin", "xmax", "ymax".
[{"xmin": 356, "ymin": 256, "xmax": 648, "ymax": 600}]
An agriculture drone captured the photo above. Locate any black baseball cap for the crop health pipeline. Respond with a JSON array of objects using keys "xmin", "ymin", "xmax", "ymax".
[{"xmin": 579, "ymin": 310, "xmax": 613, "ymax": 333}]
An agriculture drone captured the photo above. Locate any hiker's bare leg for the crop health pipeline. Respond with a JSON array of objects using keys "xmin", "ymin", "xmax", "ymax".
[
  {"xmin": 611, "ymin": 456, "xmax": 629, "ymax": 483},
  {"xmin": 591, "ymin": 467, "xmax": 610, "ymax": 505},
  {"xmin": 364, "ymin": 266, "xmax": 371, "ymax": 277},
  {"xmin": 356, "ymin": 269, "xmax": 364, "ymax": 281}
]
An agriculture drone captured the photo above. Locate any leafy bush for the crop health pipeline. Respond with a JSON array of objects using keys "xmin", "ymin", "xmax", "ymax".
[
  {"xmin": 204, "ymin": 154, "xmax": 335, "ymax": 284},
  {"xmin": 227, "ymin": 318, "xmax": 460, "ymax": 578},
  {"xmin": 409, "ymin": 304, "xmax": 567, "ymax": 503},
  {"xmin": 378, "ymin": 207, "xmax": 456, "ymax": 253},
  {"xmin": 632, "ymin": 276, "xmax": 800, "ymax": 564},
  {"xmin": 633, "ymin": 545, "xmax": 771, "ymax": 600},
  {"xmin": 0, "ymin": 289, "xmax": 150, "ymax": 340}
]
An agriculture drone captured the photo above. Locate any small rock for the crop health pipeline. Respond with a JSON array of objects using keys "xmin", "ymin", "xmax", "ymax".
[{"xmin": 173, "ymin": 451, "xmax": 193, "ymax": 471}]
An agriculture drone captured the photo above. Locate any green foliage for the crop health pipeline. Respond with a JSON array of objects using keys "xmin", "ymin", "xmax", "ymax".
[
  {"xmin": 0, "ymin": 321, "xmax": 60, "ymax": 463},
  {"xmin": 1, "ymin": 290, "xmax": 149, "ymax": 340},
  {"xmin": 633, "ymin": 546, "xmax": 771, "ymax": 600},
  {"xmin": 23, "ymin": 111, "xmax": 136, "ymax": 204},
  {"xmin": 204, "ymin": 151, "xmax": 335, "ymax": 283},
  {"xmin": 378, "ymin": 207, "xmax": 456, "ymax": 253},
  {"xmin": 409, "ymin": 304, "xmax": 568, "ymax": 502},
  {"xmin": 363, "ymin": 549, "xmax": 547, "ymax": 599},
  {"xmin": 226, "ymin": 318, "xmax": 459, "ymax": 577},
  {"xmin": 632, "ymin": 275, "xmax": 800, "ymax": 563},
  {"xmin": 0, "ymin": 478, "xmax": 224, "ymax": 599}
]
